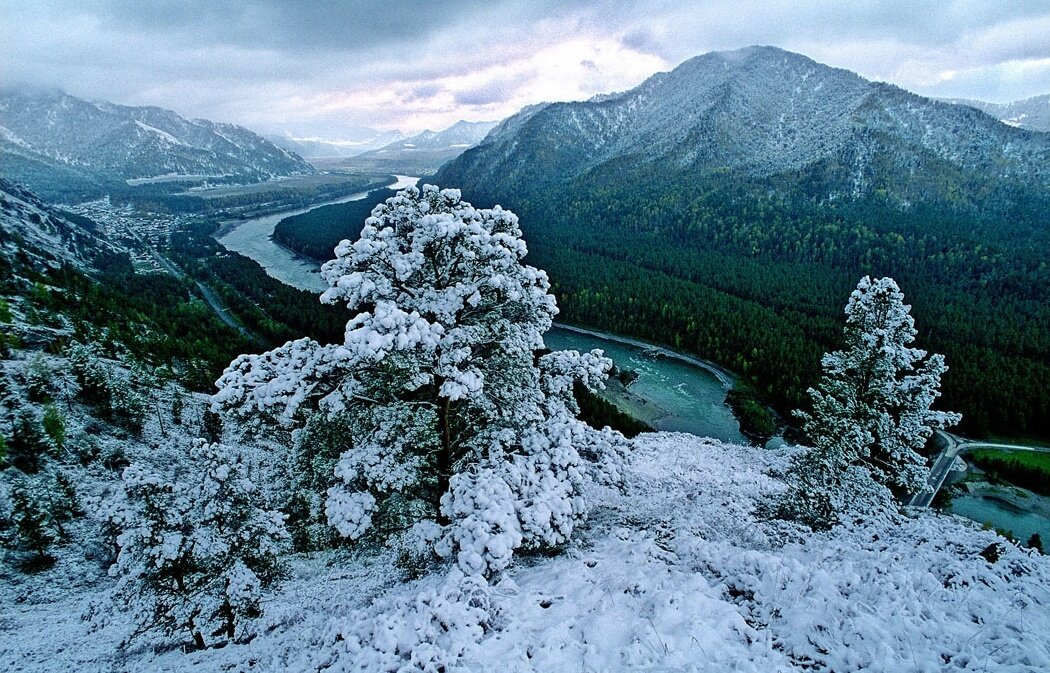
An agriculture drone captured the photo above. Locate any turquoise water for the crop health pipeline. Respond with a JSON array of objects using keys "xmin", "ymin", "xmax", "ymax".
[
  {"xmin": 217, "ymin": 175, "xmax": 418, "ymax": 292},
  {"xmin": 544, "ymin": 327, "xmax": 745, "ymax": 444},
  {"xmin": 950, "ymin": 491, "xmax": 1050, "ymax": 544}
]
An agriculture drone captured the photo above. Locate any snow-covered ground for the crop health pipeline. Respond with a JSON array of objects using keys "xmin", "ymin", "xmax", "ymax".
[{"xmin": 3, "ymin": 432, "xmax": 1047, "ymax": 672}]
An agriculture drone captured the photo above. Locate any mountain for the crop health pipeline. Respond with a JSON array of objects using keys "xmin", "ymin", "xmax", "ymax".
[
  {"xmin": 439, "ymin": 46, "xmax": 1049, "ymax": 209},
  {"xmin": 943, "ymin": 94, "xmax": 1050, "ymax": 132},
  {"xmin": 0, "ymin": 87, "xmax": 314, "ymax": 202},
  {"xmin": 435, "ymin": 46, "xmax": 1050, "ymax": 440},
  {"xmin": 378, "ymin": 119, "xmax": 498, "ymax": 152},
  {"xmin": 265, "ymin": 129, "xmax": 405, "ymax": 159},
  {"xmin": 338, "ymin": 119, "xmax": 498, "ymax": 174},
  {"xmin": 0, "ymin": 178, "xmax": 118, "ymax": 272}
]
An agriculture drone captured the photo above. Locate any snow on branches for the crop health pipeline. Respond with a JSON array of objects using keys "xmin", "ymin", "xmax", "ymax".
[
  {"xmin": 212, "ymin": 185, "xmax": 629, "ymax": 577},
  {"xmin": 780, "ymin": 276, "xmax": 961, "ymax": 527},
  {"xmin": 109, "ymin": 440, "xmax": 289, "ymax": 648}
]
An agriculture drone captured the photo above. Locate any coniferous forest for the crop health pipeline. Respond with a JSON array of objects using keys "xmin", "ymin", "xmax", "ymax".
[
  {"xmin": 3, "ymin": 14, "xmax": 1050, "ymax": 670},
  {"xmin": 436, "ymin": 169, "xmax": 1050, "ymax": 441},
  {"xmin": 274, "ymin": 169, "xmax": 1050, "ymax": 441}
]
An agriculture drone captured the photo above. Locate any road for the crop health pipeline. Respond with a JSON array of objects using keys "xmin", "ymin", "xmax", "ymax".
[
  {"xmin": 907, "ymin": 431, "xmax": 1050, "ymax": 508},
  {"xmin": 119, "ymin": 219, "xmax": 263, "ymax": 345}
]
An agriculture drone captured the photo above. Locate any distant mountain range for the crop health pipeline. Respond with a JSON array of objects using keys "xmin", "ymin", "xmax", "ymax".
[
  {"xmin": 439, "ymin": 46, "xmax": 1049, "ymax": 211},
  {"xmin": 942, "ymin": 94, "xmax": 1050, "ymax": 132},
  {"xmin": 265, "ymin": 130, "xmax": 405, "ymax": 159},
  {"xmin": 336, "ymin": 120, "xmax": 498, "ymax": 175},
  {"xmin": 0, "ymin": 88, "xmax": 314, "ymax": 202}
]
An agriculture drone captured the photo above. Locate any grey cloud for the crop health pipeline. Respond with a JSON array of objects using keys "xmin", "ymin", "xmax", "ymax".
[
  {"xmin": 1, "ymin": 0, "xmax": 1048, "ymax": 135},
  {"xmin": 454, "ymin": 79, "xmax": 520, "ymax": 107},
  {"xmin": 407, "ymin": 83, "xmax": 444, "ymax": 102}
]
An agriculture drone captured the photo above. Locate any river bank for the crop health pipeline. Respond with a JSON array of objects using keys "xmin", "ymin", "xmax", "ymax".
[
  {"xmin": 544, "ymin": 326, "xmax": 746, "ymax": 444},
  {"xmin": 949, "ymin": 480, "xmax": 1050, "ymax": 544},
  {"xmin": 215, "ymin": 175, "xmax": 418, "ymax": 292},
  {"xmin": 553, "ymin": 322, "xmax": 734, "ymax": 388}
]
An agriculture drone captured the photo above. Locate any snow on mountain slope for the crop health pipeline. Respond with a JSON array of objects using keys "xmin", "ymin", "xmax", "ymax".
[
  {"xmin": 0, "ymin": 178, "xmax": 118, "ymax": 270},
  {"xmin": 945, "ymin": 94, "xmax": 1050, "ymax": 133},
  {"xmin": 339, "ymin": 120, "xmax": 500, "ymax": 175},
  {"xmin": 374, "ymin": 120, "xmax": 498, "ymax": 152},
  {"xmin": 438, "ymin": 46, "xmax": 1050, "ymax": 206},
  {"xmin": 0, "ymin": 87, "xmax": 314, "ymax": 201},
  {"xmin": 2, "ymin": 433, "xmax": 1045, "ymax": 672}
]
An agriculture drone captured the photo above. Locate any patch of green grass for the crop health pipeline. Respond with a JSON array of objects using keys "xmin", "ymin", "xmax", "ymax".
[
  {"xmin": 967, "ymin": 449, "xmax": 1050, "ymax": 496},
  {"xmin": 969, "ymin": 449, "xmax": 1050, "ymax": 472}
]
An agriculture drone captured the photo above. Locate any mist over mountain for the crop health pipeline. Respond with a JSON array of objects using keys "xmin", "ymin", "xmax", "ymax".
[
  {"xmin": 2, "ymin": 36, "xmax": 1050, "ymax": 672},
  {"xmin": 0, "ymin": 88, "xmax": 314, "ymax": 202},
  {"xmin": 439, "ymin": 46, "xmax": 1049, "ymax": 214},
  {"xmin": 943, "ymin": 94, "xmax": 1050, "ymax": 133},
  {"xmin": 265, "ymin": 130, "xmax": 405, "ymax": 159},
  {"xmin": 336, "ymin": 119, "xmax": 499, "ymax": 175}
]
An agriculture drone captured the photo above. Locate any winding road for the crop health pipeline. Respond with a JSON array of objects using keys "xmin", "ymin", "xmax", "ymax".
[
  {"xmin": 115, "ymin": 217, "xmax": 263, "ymax": 344},
  {"xmin": 908, "ymin": 431, "xmax": 1050, "ymax": 508}
]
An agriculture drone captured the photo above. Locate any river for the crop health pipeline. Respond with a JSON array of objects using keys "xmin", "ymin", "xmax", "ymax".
[
  {"xmin": 213, "ymin": 189, "xmax": 1049, "ymax": 536},
  {"xmin": 950, "ymin": 488, "xmax": 1050, "ymax": 544},
  {"xmin": 216, "ymin": 175, "xmax": 419, "ymax": 292},
  {"xmin": 544, "ymin": 326, "xmax": 744, "ymax": 444},
  {"xmin": 214, "ymin": 187, "xmax": 746, "ymax": 443}
]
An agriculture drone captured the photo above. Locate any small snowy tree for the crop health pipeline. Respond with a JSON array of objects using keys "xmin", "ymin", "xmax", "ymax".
[
  {"xmin": 7, "ymin": 407, "xmax": 53, "ymax": 473},
  {"xmin": 110, "ymin": 440, "xmax": 288, "ymax": 648},
  {"xmin": 24, "ymin": 353, "xmax": 55, "ymax": 402},
  {"xmin": 214, "ymin": 185, "xmax": 627, "ymax": 576},
  {"xmin": 10, "ymin": 476, "xmax": 58, "ymax": 559},
  {"xmin": 781, "ymin": 277, "xmax": 961, "ymax": 526}
]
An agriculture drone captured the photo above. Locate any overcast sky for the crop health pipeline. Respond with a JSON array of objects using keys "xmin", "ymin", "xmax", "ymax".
[{"xmin": 2, "ymin": 1, "xmax": 1049, "ymax": 140}]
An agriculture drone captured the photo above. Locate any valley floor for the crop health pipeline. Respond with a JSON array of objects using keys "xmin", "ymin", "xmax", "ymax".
[{"xmin": 2, "ymin": 434, "xmax": 1047, "ymax": 672}]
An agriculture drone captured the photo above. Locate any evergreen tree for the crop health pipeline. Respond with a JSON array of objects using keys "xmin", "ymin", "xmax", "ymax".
[
  {"xmin": 110, "ymin": 440, "xmax": 289, "ymax": 648},
  {"xmin": 24, "ymin": 353, "xmax": 55, "ymax": 402},
  {"xmin": 10, "ymin": 477, "xmax": 57, "ymax": 558},
  {"xmin": 7, "ymin": 408, "xmax": 52, "ymax": 473},
  {"xmin": 67, "ymin": 342, "xmax": 110, "ymax": 403},
  {"xmin": 214, "ymin": 185, "xmax": 628, "ymax": 577},
  {"xmin": 782, "ymin": 277, "xmax": 961, "ymax": 526},
  {"xmin": 283, "ymin": 410, "xmax": 353, "ymax": 551},
  {"xmin": 41, "ymin": 404, "xmax": 66, "ymax": 451}
]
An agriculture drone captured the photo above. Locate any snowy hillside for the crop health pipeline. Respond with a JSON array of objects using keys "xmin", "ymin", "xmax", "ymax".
[
  {"xmin": 0, "ymin": 178, "xmax": 119, "ymax": 271},
  {"xmin": 438, "ymin": 46, "xmax": 1050, "ymax": 205},
  {"xmin": 2, "ymin": 433, "xmax": 1046, "ymax": 672},
  {"xmin": 0, "ymin": 87, "xmax": 314, "ymax": 201},
  {"xmin": 265, "ymin": 129, "xmax": 406, "ymax": 159},
  {"xmin": 1, "ymin": 182, "xmax": 1046, "ymax": 673},
  {"xmin": 373, "ymin": 120, "xmax": 498, "ymax": 152},
  {"xmin": 945, "ymin": 94, "xmax": 1050, "ymax": 132},
  {"xmin": 340, "ymin": 120, "xmax": 499, "ymax": 174}
]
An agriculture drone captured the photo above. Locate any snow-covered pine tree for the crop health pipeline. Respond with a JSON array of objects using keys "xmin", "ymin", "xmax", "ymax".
[
  {"xmin": 8, "ymin": 407, "xmax": 53, "ymax": 473},
  {"xmin": 10, "ymin": 476, "xmax": 58, "ymax": 559},
  {"xmin": 110, "ymin": 440, "xmax": 288, "ymax": 648},
  {"xmin": 213, "ymin": 185, "xmax": 627, "ymax": 577},
  {"xmin": 783, "ymin": 276, "xmax": 961, "ymax": 526}
]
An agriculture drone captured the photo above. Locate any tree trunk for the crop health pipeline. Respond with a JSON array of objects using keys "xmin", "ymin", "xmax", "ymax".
[{"xmin": 435, "ymin": 394, "xmax": 453, "ymax": 526}]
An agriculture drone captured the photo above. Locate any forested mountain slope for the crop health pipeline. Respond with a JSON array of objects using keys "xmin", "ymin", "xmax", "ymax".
[
  {"xmin": 436, "ymin": 46, "xmax": 1050, "ymax": 439},
  {"xmin": 946, "ymin": 94, "xmax": 1050, "ymax": 132}
]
